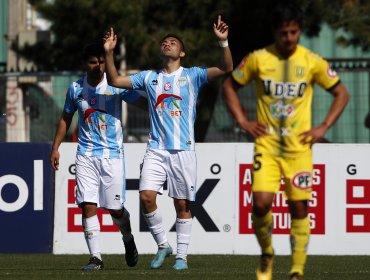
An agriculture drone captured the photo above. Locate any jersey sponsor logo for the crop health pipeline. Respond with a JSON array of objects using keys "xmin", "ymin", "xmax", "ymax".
[
  {"xmin": 262, "ymin": 80, "xmax": 307, "ymax": 98},
  {"xmin": 292, "ymin": 171, "xmax": 312, "ymax": 190},
  {"xmin": 154, "ymin": 93, "xmax": 182, "ymax": 109},
  {"xmin": 327, "ymin": 65, "xmax": 338, "ymax": 78},
  {"xmin": 177, "ymin": 77, "xmax": 187, "ymax": 87},
  {"xmin": 151, "ymin": 79, "xmax": 158, "ymax": 85},
  {"xmin": 164, "ymin": 82, "xmax": 172, "ymax": 91},
  {"xmin": 270, "ymin": 100, "xmax": 295, "ymax": 118}
]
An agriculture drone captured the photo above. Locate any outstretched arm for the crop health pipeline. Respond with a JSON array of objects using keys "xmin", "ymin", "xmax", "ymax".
[
  {"xmin": 299, "ymin": 82, "xmax": 350, "ymax": 144},
  {"xmin": 207, "ymin": 15, "xmax": 233, "ymax": 80},
  {"xmin": 103, "ymin": 27, "xmax": 133, "ymax": 89}
]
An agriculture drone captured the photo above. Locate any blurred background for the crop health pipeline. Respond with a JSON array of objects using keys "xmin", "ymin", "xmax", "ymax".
[{"xmin": 1, "ymin": 0, "xmax": 369, "ymax": 144}]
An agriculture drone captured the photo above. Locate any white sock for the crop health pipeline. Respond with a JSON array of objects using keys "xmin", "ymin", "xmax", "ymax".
[
  {"xmin": 143, "ymin": 208, "xmax": 168, "ymax": 247},
  {"xmin": 111, "ymin": 208, "xmax": 133, "ymax": 242},
  {"xmin": 176, "ymin": 218, "xmax": 192, "ymax": 260},
  {"xmin": 83, "ymin": 215, "xmax": 102, "ymax": 260}
]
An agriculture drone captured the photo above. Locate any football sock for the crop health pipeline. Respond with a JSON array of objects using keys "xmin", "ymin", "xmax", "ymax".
[
  {"xmin": 143, "ymin": 208, "xmax": 168, "ymax": 247},
  {"xmin": 83, "ymin": 215, "xmax": 102, "ymax": 260},
  {"xmin": 175, "ymin": 218, "xmax": 192, "ymax": 260},
  {"xmin": 111, "ymin": 207, "xmax": 133, "ymax": 242},
  {"xmin": 252, "ymin": 211, "xmax": 274, "ymax": 255},
  {"xmin": 290, "ymin": 217, "xmax": 310, "ymax": 276}
]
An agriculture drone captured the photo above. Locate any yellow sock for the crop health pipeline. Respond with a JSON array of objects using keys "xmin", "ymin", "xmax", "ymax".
[
  {"xmin": 252, "ymin": 211, "xmax": 273, "ymax": 255},
  {"xmin": 290, "ymin": 217, "xmax": 310, "ymax": 275}
]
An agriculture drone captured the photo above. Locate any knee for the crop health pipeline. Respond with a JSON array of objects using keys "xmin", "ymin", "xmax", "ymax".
[
  {"xmin": 140, "ymin": 191, "xmax": 156, "ymax": 213},
  {"xmin": 109, "ymin": 208, "xmax": 123, "ymax": 219},
  {"xmin": 252, "ymin": 201, "xmax": 272, "ymax": 217}
]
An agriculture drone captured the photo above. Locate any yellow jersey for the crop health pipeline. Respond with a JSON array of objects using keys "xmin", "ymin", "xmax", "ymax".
[{"xmin": 232, "ymin": 44, "xmax": 340, "ymax": 157}]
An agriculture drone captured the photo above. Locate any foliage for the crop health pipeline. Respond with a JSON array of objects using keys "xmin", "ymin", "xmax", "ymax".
[{"xmin": 24, "ymin": 0, "xmax": 370, "ymax": 71}]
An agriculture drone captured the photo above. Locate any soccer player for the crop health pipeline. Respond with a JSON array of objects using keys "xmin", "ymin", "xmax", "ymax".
[
  {"xmin": 50, "ymin": 43, "xmax": 147, "ymax": 270},
  {"xmin": 223, "ymin": 3, "xmax": 349, "ymax": 280},
  {"xmin": 103, "ymin": 15, "xmax": 233, "ymax": 270}
]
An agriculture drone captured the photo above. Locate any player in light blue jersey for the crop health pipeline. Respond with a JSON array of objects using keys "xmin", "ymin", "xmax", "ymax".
[
  {"xmin": 50, "ymin": 43, "xmax": 147, "ymax": 270},
  {"xmin": 103, "ymin": 15, "xmax": 233, "ymax": 270}
]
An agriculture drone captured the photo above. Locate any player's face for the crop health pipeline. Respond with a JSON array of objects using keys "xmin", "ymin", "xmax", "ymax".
[
  {"xmin": 160, "ymin": 37, "xmax": 185, "ymax": 60},
  {"xmin": 274, "ymin": 21, "xmax": 301, "ymax": 58},
  {"xmin": 85, "ymin": 55, "xmax": 105, "ymax": 81}
]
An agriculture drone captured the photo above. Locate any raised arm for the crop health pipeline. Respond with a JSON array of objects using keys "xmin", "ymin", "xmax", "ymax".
[
  {"xmin": 103, "ymin": 27, "xmax": 133, "ymax": 89},
  {"xmin": 207, "ymin": 15, "xmax": 233, "ymax": 80}
]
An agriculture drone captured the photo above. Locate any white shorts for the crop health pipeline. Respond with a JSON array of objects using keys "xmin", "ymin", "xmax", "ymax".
[
  {"xmin": 75, "ymin": 154, "xmax": 126, "ymax": 210},
  {"xmin": 139, "ymin": 148, "xmax": 197, "ymax": 201}
]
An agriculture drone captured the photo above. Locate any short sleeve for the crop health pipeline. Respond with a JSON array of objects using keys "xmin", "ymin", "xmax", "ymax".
[
  {"xmin": 231, "ymin": 53, "xmax": 258, "ymax": 86},
  {"xmin": 312, "ymin": 55, "xmax": 340, "ymax": 91},
  {"xmin": 63, "ymin": 83, "xmax": 77, "ymax": 114},
  {"xmin": 120, "ymin": 89, "xmax": 143, "ymax": 104}
]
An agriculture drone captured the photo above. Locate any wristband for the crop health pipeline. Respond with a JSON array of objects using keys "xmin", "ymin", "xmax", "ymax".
[{"xmin": 218, "ymin": 40, "xmax": 229, "ymax": 48}]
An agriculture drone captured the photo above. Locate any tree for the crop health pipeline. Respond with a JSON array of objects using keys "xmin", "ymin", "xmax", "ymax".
[{"xmin": 20, "ymin": 0, "xmax": 370, "ymax": 140}]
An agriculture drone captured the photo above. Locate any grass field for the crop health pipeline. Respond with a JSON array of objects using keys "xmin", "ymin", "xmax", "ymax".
[{"xmin": 0, "ymin": 254, "xmax": 369, "ymax": 280}]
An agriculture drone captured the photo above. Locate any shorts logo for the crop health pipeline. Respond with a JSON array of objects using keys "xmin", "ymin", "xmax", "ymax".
[
  {"xmin": 114, "ymin": 195, "xmax": 121, "ymax": 200},
  {"xmin": 292, "ymin": 171, "xmax": 312, "ymax": 190}
]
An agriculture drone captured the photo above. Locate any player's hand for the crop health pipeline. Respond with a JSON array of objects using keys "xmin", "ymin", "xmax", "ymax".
[
  {"xmin": 239, "ymin": 120, "xmax": 267, "ymax": 138},
  {"xmin": 213, "ymin": 15, "xmax": 228, "ymax": 41},
  {"xmin": 103, "ymin": 27, "xmax": 117, "ymax": 53},
  {"xmin": 50, "ymin": 149, "xmax": 60, "ymax": 171},
  {"xmin": 299, "ymin": 124, "xmax": 328, "ymax": 145}
]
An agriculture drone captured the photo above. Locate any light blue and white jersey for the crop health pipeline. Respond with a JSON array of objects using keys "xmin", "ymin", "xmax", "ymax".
[
  {"xmin": 130, "ymin": 66, "xmax": 207, "ymax": 150},
  {"xmin": 64, "ymin": 73, "xmax": 141, "ymax": 158}
]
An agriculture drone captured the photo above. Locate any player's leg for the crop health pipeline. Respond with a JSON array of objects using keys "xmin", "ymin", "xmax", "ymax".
[
  {"xmin": 167, "ymin": 150, "xmax": 196, "ymax": 270},
  {"xmin": 173, "ymin": 198, "xmax": 192, "ymax": 270},
  {"xmin": 283, "ymin": 153, "xmax": 312, "ymax": 280},
  {"xmin": 252, "ymin": 153, "xmax": 281, "ymax": 280},
  {"xmin": 139, "ymin": 149, "xmax": 172, "ymax": 269},
  {"xmin": 288, "ymin": 200, "xmax": 309, "ymax": 280},
  {"xmin": 101, "ymin": 157, "xmax": 138, "ymax": 267},
  {"xmin": 75, "ymin": 155, "xmax": 104, "ymax": 270}
]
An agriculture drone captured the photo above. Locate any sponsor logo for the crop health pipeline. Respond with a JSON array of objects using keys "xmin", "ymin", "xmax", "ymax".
[
  {"xmin": 154, "ymin": 94, "xmax": 183, "ymax": 117},
  {"xmin": 262, "ymin": 80, "xmax": 307, "ymax": 98},
  {"xmin": 292, "ymin": 171, "xmax": 312, "ymax": 190},
  {"xmin": 270, "ymin": 100, "xmax": 295, "ymax": 118},
  {"xmin": 103, "ymin": 90, "xmax": 112, "ymax": 95}
]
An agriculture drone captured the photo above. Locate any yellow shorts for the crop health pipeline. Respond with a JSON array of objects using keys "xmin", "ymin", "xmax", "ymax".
[{"xmin": 252, "ymin": 151, "xmax": 312, "ymax": 201}]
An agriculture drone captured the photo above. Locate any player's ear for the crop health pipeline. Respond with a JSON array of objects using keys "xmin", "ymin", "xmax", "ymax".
[{"xmin": 180, "ymin": 51, "xmax": 186, "ymax": 58}]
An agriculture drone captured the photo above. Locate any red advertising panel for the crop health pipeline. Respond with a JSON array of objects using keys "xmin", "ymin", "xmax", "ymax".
[{"xmin": 239, "ymin": 164, "xmax": 325, "ymax": 234}]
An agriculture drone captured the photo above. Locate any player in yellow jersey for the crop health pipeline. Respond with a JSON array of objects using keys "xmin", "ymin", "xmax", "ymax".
[{"xmin": 223, "ymin": 3, "xmax": 349, "ymax": 280}]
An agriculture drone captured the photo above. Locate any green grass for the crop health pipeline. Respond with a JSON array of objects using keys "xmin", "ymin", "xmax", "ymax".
[{"xmin": 0, "ymin": 254, "xmax": 369, "ymax": 280}]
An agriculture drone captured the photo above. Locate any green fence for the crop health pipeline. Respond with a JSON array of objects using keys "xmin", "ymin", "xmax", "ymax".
[{"xmin": 0, "ymin": 60, "xmax": 369, "ymax": 143}]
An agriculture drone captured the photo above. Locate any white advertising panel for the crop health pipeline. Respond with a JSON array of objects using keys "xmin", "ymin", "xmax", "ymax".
[{"xmin": 54, "ymin": 143, "xmax": 370, "ymax": 255}]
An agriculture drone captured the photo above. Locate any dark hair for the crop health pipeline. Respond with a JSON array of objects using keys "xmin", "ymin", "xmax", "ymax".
[
  {"xmin": 82, "ymin": 43, "xmax": 105, "ymax": 60},
  {"xmin": 161, "ymin": 34, "xmax": 185, "ymax": 52},
  {"xmin": 271, "ymin": 2, "xmax": 304, "ymax": 29}
]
